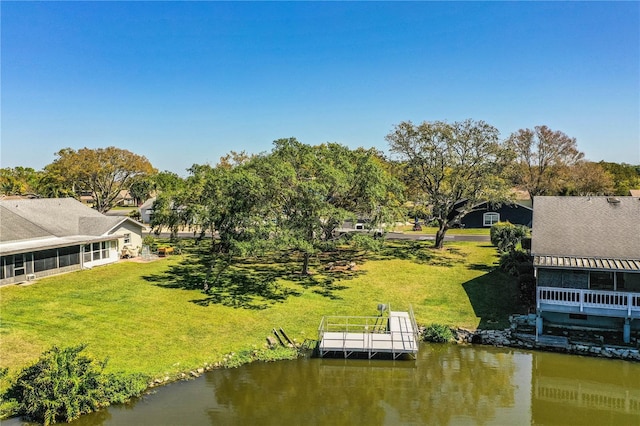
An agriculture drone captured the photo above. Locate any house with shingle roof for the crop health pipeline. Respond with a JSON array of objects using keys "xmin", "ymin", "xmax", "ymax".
[
  {"xmin": 532, "ymin": 196, "xmax": 640, "ymax": 343},
  {"xmin": 459, "ymin": 201, "xmax": 533, "ymax": 228},
  {"xmin": 0, "ymin": 198, "xmax": 144, "ymax": 286}
]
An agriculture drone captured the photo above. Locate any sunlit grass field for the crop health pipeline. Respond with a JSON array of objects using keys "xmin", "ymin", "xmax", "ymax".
[
  {"xmin": 393, "ymin": 225, "xmax": 491, "ymax": 235},
  {"xmin": 0, "ymin": 240, "xmax": 522, "ymax": 381}
]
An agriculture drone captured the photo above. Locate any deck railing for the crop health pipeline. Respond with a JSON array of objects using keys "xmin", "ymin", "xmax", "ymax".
[
  {"xmin": 317, "ymin": 310, "xmax": 419, "ymax": 358},
  {"xmin": 537, "ymin": 287, "xmax": 640, "ymax": 317},
  {"xmin": 317, "ymin": 315, "xmax": 389, "ymax": 341}
]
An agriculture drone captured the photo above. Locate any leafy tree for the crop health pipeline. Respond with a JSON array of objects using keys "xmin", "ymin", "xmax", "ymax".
[
  {"xmin": 35, "ymin": 166, "xmax": 77, "ymax": 199},
  {"xmin": 490, "ymin": 222, "xmax": 528, "ymax": 254},
  {"xmin": 128, "ymin": 177, "xmax": 155, "ymax": 206},
  {"xmin": 598, "ymin": 161, "xmax": 640, "ymax": 195},
  {"xmin": 149, "ymin": 159, "xmax": 274, "ymax": 286},
  {"xmin": 387, "ymin": 119, "xmax": 512, "ymax": 249},
  {"xmin": 151, "ymin": 170, "xmax": 186, "ymax": 193},
  {"xmin": 264, "ymin": 138, "xmax": 403, "ymax": 274},
  {"xmin": 506, "ymin": 125, "xmax": 584, "ymax": 200},
  {"xmin": 0, "ymin": 167, "xmax": 40, "ymax": 196},
  {"xmin": 560, "ymin": 161, "xmax": 614, "ymax": 196},
  {"xmin": 186, "ymin": 161, "xmax": 273, "ymax": 286},
  {"xmin": 44, "ymin": 147, "xmax": 156, "ymax": 213},
  {"xmin": 130, "ymin": 171, "xmax": 185, "ymax": 214}
]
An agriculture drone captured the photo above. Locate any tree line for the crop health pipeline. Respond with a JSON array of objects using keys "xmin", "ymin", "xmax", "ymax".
[{"xmin": 2, "ymin": 121, "xmax": 638, "ymax": 255}]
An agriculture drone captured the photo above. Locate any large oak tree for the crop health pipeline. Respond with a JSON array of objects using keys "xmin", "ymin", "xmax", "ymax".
[
  {"xmin": 44, "ymin": 147, "xmax": 156, "ymax": 213},
  {"xmin": 264, "ymin": 138, "xmax": 403, "ymax": 274},
  {"xmin": 387, "ymin": 119, "xmax": 513, "ymax": 249}
]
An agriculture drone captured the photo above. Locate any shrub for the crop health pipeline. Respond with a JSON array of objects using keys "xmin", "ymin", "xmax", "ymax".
[
  {"xmin": 498, "ymin": 249, "xmax": 531, "ymax": 276},
  {"xmin": 4, "ymin": 345, "xmax": 148, "ymax": 425},
  {"xmin": 490, "ymin": 222, "xmax": 528, "ymax": 254},
  {"xmin": 100, "ymin": 372, "xmax": 149, "ymax": 405},
  {"xmin": 5, "ymin": 345, "xmax": 103, "ymax": 425},
  {"xmin": 423, "ymin": 324, "xmax": 455, "ymax": 343}
]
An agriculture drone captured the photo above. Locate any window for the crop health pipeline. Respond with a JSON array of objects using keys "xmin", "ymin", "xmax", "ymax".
[
  {"xmin": 483, "ymin": 212, "xmax": 500, "ymax": 227},
  {"xmin": 590, "ymin": 271, "xmax": 614, "ymax": 291},
  {"xmin": 124, "ymin": 233, "xmax": 131, "ymax": 245},
  {"xmin": 59, "ymin": 246, "xmax": 80, "ymax": 267},
  {"xmin": 83, "ymin": 244, "xmax": 92, "ymax": 263},
  {"xmin": 34, "ymin": 249, "xmax": 57, "ymax": 272}
]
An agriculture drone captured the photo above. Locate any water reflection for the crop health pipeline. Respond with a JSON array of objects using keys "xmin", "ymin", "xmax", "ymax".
[
  {"xmin": 7, "ymin": 344, "xmax": 640, "ymax": 425},
  {"xmin": 531, "ymin": 352, "xmax": 640, "ymax": 425}
]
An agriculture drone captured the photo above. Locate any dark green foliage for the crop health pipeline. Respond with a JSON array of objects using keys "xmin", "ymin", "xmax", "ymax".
[
  {"xmin": 490, "ymin": 222, "xmax": 528, "ymax": 254},
  {"xmin": 499, "ymin": 250, "xmax": 535, "ymax": 310},
  {"xmin": 99, "ymin": 372, "xmax": 148, "ymax": 405},
  {"xmin": 4, "ymin": 345, "xmax": 148, "ymax": 425},
  {"xmin": 347, "ymin": 233, "xmax": 384, "ymax": 254},
  {"xmin": 498, "ymin": 250, "xmax": 531, "ymax": 276},
  {"xmin": 5, "ymin": 345, "xmax": 101, "ymax": 425},
  {"xmin": 518, "ymin": 274, "xmax": 536, "ymax": 310},
  {"xmin": 423, "ymin": 324, "xmax": 455, "ymax": 343}
]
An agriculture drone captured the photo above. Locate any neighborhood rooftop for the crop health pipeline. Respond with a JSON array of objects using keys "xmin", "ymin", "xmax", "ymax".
[
  {"xmin": 0, "ymin": 198, "xmax": 142, "ymax": 256},
  {"xmin": 531, "ymin": 196, "xmax": 640, "ymax": 264}
]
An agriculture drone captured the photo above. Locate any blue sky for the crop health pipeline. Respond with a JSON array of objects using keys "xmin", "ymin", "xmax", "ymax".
[{"xmin": 2, "ymin": 1, "xmax": 639, "ymax": 175}]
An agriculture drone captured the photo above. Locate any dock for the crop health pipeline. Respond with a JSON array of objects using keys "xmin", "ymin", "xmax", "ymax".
[{"xmin": 317, "ymin": 307, "xmax": 419, "ymax": 359}]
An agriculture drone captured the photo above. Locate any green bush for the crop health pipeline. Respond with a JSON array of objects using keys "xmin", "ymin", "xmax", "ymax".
[
  {"xmin": 499, "ymin": 250, "xmax": 531, "ymax": 276},
  {"xmin": 423, "ymin": 324, "xmax": 455, "ymax": 343},
  {"xmin": 100, "ymin": 372, "xmax": 149, "ymax": 405},
  {"xmin": 3, "ymin": 345, "xmax": 148, "ymax": 425},
  {"xmin": 490, "ymin": 222, "xmax": 528, "ymax": 254}
]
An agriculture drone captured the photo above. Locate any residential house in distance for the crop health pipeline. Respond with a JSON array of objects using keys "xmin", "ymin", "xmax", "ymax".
[
  {"xmin": 79, "ymin": 189, "xmax": 137, "ymax": 207},
  {"xmin": 0, "ymin": 198, "xmax": 144, "ymax": 286},
  {"xmin": 139, "ymin": 197, "xmax": 156, "ymax": 224},
  {"xmin": 532, "ymin": 196, "xmax": 640, "ymax": 343},
  {"xmin": 459, "ymin": 201, "xmax": 533, "ymax": 228}
]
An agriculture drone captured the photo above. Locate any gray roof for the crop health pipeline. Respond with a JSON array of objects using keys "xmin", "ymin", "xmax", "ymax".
[
  {"xmin": 531, "ymin": 196, "xmax": 640, "ymax": 262},
  {"xmin": 0, "ymin": 198, "xmax": 144, "ymax": 255},
  {"xmin": 0, "ymin": 206, "xmax": 51, "ymax": 241}
]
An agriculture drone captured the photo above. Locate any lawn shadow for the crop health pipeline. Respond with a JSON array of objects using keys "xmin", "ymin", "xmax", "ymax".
[
  {"xmin": 461, "ymin": 269, "xmax": 526, "ymax": 330},
  {"xmin": 142, "ymin": 247, "xmax": 365, "ymax": 307},
  {"xmin": 373, "ymin": 240, "xmax": 467, "ymax": 267}
]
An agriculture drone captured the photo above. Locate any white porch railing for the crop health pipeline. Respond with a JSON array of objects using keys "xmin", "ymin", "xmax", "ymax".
[{"xmin": 537, "ymin": 286, "xmax": 640, "ymax": 317}]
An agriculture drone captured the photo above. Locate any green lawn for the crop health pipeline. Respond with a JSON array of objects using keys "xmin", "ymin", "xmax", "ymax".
[
  {"xmin": 0, "ymin": 240, "xmax": 522, "ymax": 382},
  {"xmin": 393, "ymin": 225, "xmax": 491, "ymax": 235}
]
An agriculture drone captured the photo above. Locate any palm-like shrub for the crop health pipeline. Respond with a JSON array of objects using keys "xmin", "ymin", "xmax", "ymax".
[
  {"xmin": 490, "ymin": 222, "xmax": 528, "ymax": 254},
  {"xmin": 4, "ymin": 345, "xmax": 148, "ymax": 425}
]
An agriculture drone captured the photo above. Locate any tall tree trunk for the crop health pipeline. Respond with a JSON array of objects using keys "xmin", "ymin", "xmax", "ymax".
[
  {"xmin": 302, "ymin": 252, "xmax": 310, "ymax": 275},
  {"xmin": 435, "ymin": 223, "xmax": 448, "ymax": 249}
]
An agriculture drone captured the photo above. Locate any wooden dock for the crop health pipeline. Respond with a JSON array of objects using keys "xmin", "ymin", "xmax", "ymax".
[{"xmin": 317, "ymin": 308, "xmax": 419, "ymax": 359}]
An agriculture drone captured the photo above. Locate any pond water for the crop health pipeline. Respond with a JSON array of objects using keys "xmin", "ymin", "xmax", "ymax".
[{"xmin": 8, "ymin": 344, "xmax": 640, "ymax": 425}]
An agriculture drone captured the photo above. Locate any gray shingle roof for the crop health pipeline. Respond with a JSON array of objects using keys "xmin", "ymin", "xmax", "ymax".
[
  {"xmin": 0, "ymin": 198, "xmax": 144, "ymax": 255},
  {"xmin": 531, "ymin": 196, "xmax": 640, "ymax": 261},
  {"xmin": 0, "ymin": 206, "xmax": 51, "ymax": 241}
]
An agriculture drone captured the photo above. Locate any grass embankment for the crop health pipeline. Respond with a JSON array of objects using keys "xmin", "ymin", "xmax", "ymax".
[{"xmin": 0, "ymin": 240, "xmax": 522, "ymax": 382}]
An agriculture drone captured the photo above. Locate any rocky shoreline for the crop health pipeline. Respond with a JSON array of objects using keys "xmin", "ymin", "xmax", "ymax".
[{"xmin": 454, "ymin": 327, "xmax": 640, "ymax": 361}]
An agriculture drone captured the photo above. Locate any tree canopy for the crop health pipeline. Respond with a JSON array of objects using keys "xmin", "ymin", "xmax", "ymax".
[
  {"xmin": 506, "ymin": 125, "xmax": 584, "ymax": 200},
  {"xmin": 387, "ymin": 119, "xmax": 513, "ymax": 248},
  {"xmin": 44, "ymin": 147, "xmax": 156, "ymax": 213},
  {"xmin": 263, "ymin": 138, "xmax": 403, "ymax": 274}
]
